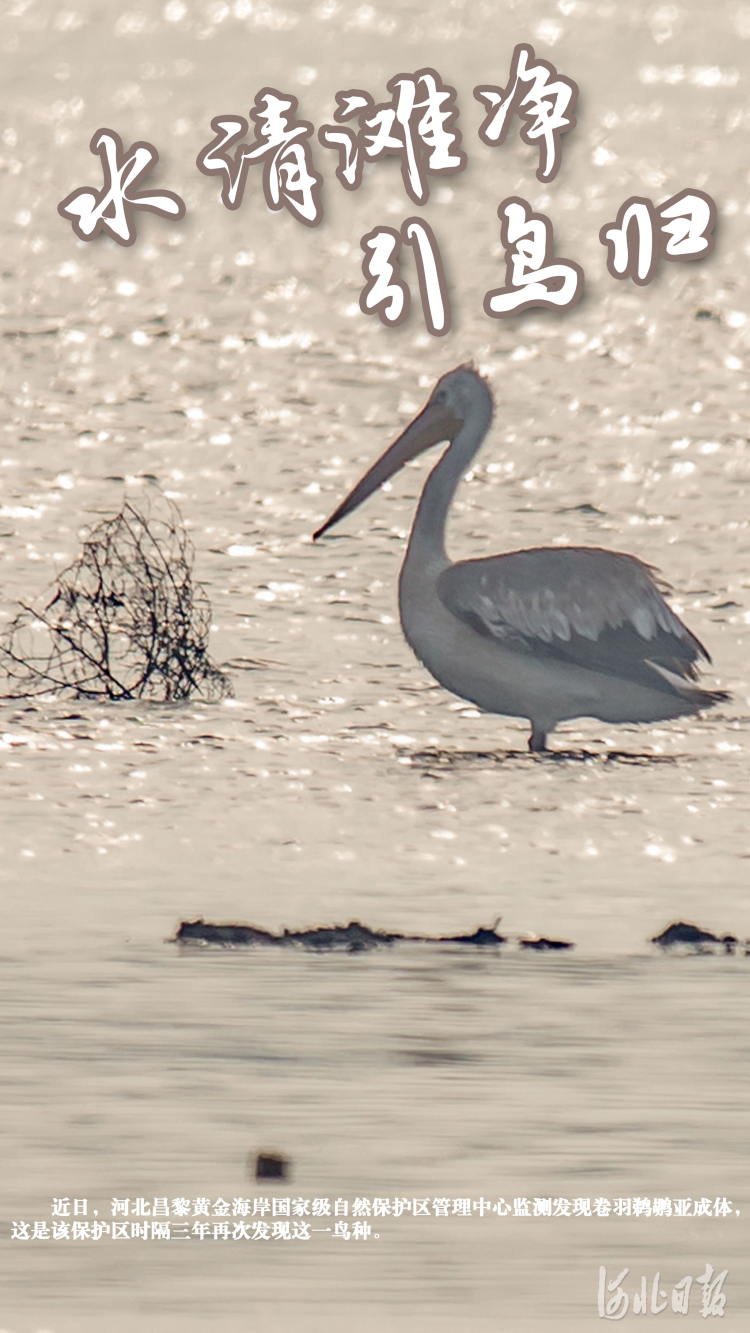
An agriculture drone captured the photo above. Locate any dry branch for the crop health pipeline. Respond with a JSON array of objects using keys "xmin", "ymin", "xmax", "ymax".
[{"xmin": 0, "ymin": 496, "xmax": 231, "ymax": 702}]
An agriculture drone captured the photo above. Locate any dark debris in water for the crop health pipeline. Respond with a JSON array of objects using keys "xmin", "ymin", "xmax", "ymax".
[
  {"xmin": 174, "ymin": 918, "xmax": 403, "ymax": 952},
  {"xmin": 652, "ymin": 921, "xmax": 743, "ymax": 955},
  {"xmin": 519, "ymin": 936, "xmax": 574, "ymax": 952},
  {"xmin": 172, "ymin": 918, "xmax": 574, "ymax": 954},
  {"xmin": 445, "ymin": 925, "xmax": 508, "ymax": 946},
  {"xmin": 174, "ymin": 918, "xmax": 750, "ymax": 959}
]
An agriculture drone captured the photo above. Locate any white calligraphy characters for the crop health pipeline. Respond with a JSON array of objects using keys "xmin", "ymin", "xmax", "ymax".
[
  {"xmin": 319, "ymin": 69, "xmax": 466, "ymax": 206},
  {"xmin": 598, "ymin": 1265, "xmax": 728, "ymax": 1321},
  {"xmin": 197, "ymin": 89, "xmax": 323, "ymax": 227},
  {"xmin": 599, "ymin": 189, "xmax": 717, "ymax": 285},
  {"xmin": 475, "ymin": 43, "xmax": 578, "ymax": 183},
  {"xmin": 484, "ymin": 197, "xmax": 584, "ymax": 317},
  {"xmin": 360, "ymin": 219, "xmax": 451, "ymax": 336},
  {"xmin": 57, "ymin": 70, "xmax": 720, "ymax": 348},
  {"xmin": 57, "ymin": 129, "xmax": 186, "ymax": 247}
]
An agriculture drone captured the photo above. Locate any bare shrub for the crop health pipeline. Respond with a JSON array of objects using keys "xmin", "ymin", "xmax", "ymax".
[{"xmin": 0, "ymin": 496, "xmax": 231, "ymax": 701}]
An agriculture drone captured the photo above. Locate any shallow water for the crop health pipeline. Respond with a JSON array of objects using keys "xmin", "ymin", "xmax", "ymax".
[{"xmin": 2, "ymin": 0, "xmax": 750, "ymax": 1327}]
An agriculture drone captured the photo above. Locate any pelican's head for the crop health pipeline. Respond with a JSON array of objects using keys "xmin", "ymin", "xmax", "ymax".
[
  {"xmin": 313, "ymin": 364, "xmax": 494, "ymax": 539},
  {"xmin": 430, "ymin": 363, "xmax": 494, "ymax": 427}
]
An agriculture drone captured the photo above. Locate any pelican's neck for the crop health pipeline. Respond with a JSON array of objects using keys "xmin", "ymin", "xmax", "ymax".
[{"xmin": 408, "ymin": 405, "xmax": 492, "ymax": 564}]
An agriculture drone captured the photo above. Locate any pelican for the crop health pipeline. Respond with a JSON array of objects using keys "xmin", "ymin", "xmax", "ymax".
[{"xmin": 313, "ymin": 364, "xmax": 727, "ymax": 751}]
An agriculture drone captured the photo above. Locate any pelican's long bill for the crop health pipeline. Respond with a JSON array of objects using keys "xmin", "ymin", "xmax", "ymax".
[{"xmin": 313, "ymin": 397, "xmax": 462, "ymax": 540}]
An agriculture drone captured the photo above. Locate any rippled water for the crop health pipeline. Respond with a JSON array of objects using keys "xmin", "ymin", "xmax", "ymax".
[{"xmin": 2, "ymin": 1, "xmax": 750, "ymax": 1328}]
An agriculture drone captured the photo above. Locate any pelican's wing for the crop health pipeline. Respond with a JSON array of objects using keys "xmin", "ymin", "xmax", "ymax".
[{"xmin": 438, "ymin": 546, "xmax": 710, "ymax": 692}]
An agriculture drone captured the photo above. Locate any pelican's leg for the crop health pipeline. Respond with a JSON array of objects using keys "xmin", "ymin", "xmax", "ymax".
[{"xmin": 528, "ymin": 725, "xmax": 548, "ymax": 753}]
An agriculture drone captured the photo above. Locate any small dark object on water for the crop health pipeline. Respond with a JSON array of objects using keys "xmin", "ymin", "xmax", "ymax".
[
  {"xmin": 652, "ymin": 921, "xmax": 739, "ymax": 954},
  {"xmin": 439, "ymin": 924, "xmax": 506, "ymax": 946},
  {"xmin": 175, "ymin": 919, "xmax": 283, "ymax": 947},
  {"xmin": 174, "ymin": 918, "xmax": 402, "ymax": 952},
  {"xmin": 519, "ymin": 936, "xmax": 574, "ymax": 952},
  {"xmin": 289, "ymin": 921, "xmax": 403, "ymax": 952},
  {"xmin": 254, "ymin": 1152, "xmax": 289, "ymax": 1182},
  {"xmin": 172, "ymin": 917, "xmax": 573, "ymax": 953}
]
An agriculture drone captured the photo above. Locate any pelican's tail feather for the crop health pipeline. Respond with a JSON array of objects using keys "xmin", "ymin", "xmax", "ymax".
[{"xmin": 645, "ymin": 659, "xmax": 729, "ymax": 710}]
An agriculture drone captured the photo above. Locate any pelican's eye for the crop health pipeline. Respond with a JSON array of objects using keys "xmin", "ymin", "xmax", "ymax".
[{"xmin": 433, "ymin": 389, "xmax": 448, "ymax": 406}]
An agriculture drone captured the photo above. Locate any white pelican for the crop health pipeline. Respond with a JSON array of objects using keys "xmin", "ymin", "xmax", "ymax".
[{"xmin": 314, "ymin": 364, "xmax": 727, "ymax": 751}]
